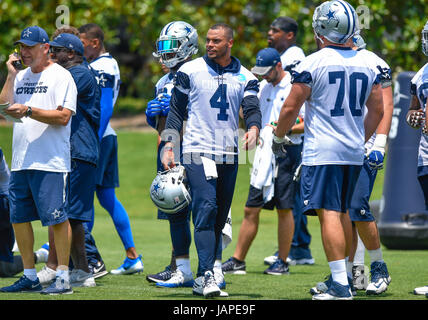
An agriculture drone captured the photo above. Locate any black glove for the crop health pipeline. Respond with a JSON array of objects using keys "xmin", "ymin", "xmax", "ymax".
[{"xmin": 272, "ymin": 134, "xmax": 293, "ymax": 157}]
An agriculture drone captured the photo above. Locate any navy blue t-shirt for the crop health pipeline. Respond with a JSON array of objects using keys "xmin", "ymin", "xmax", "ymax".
[{"xmin": 69, "ymin": 62, "xmax": 101, "ymax": 165}]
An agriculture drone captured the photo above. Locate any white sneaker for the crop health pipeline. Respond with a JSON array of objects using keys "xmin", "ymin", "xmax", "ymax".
[
  {"xmin": 414, "ymin": 285, "xmax": 428, "ymax": 295},
  {"xmin": 110, "ymin": 255, "xmax": 144, "ymax": 275},
  {"xmin": 37, "ymin": 266, "xmax": 57, "ymax": 285},
  {"xmin": 214, "ymin": 269, "xmax": 226, "ymax": 289},
  {"xmin": 366, "ymin": 262, "xmax": 391, "ymax": 295},
  {"xmin": 70, "ymin": 269, "xmax": 96, "ymax": 287},
  {"xmin": 263, "ymin": 254, "xmax": 278, "ymax": 266},
  {"xmin": 156, "ymin": 269, "xmax": 194, "ymax": 288},
  {"xmin": 193, "ymin": 272, "xmax": 225, "ymax": 298},
  {"xmin": 35, "ymin": 248, "xmax": 49, "ymax": 264}
]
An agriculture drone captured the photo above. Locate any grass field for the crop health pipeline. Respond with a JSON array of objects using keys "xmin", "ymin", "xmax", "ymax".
[{"xmin": 0, "ymin": 124, "xmax": 427, "ymax": 302}]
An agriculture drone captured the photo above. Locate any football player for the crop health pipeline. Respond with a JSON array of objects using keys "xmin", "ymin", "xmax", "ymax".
[
  {"xmin": 161, "ymin": 23, "xmax": 261, "ymax": 298},
  {"xmin": 272, "ymin": 0, "xmax": 384, "ymax": 300},
  {"xmin": 145, "ymin": 21, "xmax": 198, "ymax": 288},
  {"xmin": 408, "ymin": 20, "xmax": 428, "ymax": 298}
]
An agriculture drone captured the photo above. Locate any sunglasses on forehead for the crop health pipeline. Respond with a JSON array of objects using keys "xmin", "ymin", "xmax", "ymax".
[{"xmin": 49, "ymin": 47, "xmax": 71, "ymax": 53}]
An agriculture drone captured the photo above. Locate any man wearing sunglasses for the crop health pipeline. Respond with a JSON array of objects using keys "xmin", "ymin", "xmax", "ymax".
[{"xmin": 0, "ymin": 26, "xmax": 77, "ymax": 295}]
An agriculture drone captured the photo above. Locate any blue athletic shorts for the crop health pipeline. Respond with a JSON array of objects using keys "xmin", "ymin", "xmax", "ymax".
[
  {"xmin": 246, "ymin": 144, "xmax": 302, "ymax": 210},
  {"xmin": 300, "ymin": 164, "xmax": 362, "ymax": 216},
  {"xmin": 96, "ymin": 135, "xmax": 119, "ymax": 188},
  {"xmin": 68, "ymin": 159, "xmax": 97, "ymax": 222},
  {"xmin": 348, "ymin": 158, "xmax": 377, "ymax": 222},
  {"xmin": 9, "ymin": 170, "xmax": 69, "ymax": 226}
]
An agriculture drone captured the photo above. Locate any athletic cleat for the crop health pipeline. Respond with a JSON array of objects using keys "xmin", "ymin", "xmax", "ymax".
[
  {"xmin": 264, "ymin": 258, "xmax": 289, "ymax": 275},
  {"xmin": 193, "ymin": 274, "xmax": 228, "ymax": 297},
  {"xmin": 146, "ymin": 265, "xmax": 173, "ymax": 283},
  {"xmin": 222, "ymin": 257, "xmax": 246, "ymax": 275},
  {"xmin": 156, "ymin": 269, "xmax": 194, "ymax": 288},
  {"xmin": 310, "ymin": 274, "xmax": 356, "ymax": 296},
  {"xmin": 110, "ymin": 255, "xmax": 144, "ymax": 275},
  {"xmin": 40, "ymin": 276, "xmax": 73, "ymax": 295},
  {"xmin": 352, "ymin": 265, "xmax": 368, "ymax": 290},
  {"xmin": 263, "ymin": 251, "xmax": 278, "ymax": 266},
  {"xmin": 312, "ymin": 280, "xmax": 353, "ymax": 300},
  {"xmin": 37, "ymin": 265, "xmax": 57, "ymax": 285},
  {"xmin": 89, "ymin": 260, "xmax": 108, "ymax": 279},
  {"xmin": 287, "ymin": 257, "xmax": 315, "ymax": 266},
  {"xmin": 0, "ymin": 275, "xmax": 42, "ymax": 293},
  {"xmin": 366, "ymin": 261, "xmax": 391, "ymax": 295},
  {"xmin": 203, "ymin": 271, "xmax": 221, "ymax": 298},
  {"xmin": 414, "ymin": 285, "xmax": 428, "ymax": 295},
  {"xmin": 70, "ymin": 269, "xmax": 96, "ymax": 287}
]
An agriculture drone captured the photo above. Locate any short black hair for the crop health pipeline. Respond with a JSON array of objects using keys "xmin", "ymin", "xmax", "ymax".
[
  {"xmin": 209, "ymin": 23, "xmax": 234, "ymax": 40},
  {"xmin": 271, "ymin": 17, "xmax": 298, "ymax": 36},
  {"xmin": 78, "ymin": 23, "xmax": 104, "ymax": 43}
]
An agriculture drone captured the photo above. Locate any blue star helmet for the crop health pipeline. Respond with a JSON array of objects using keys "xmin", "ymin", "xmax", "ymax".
[
  {"xmin": 312, "ymin": 0, "xmax": 359, "ymax": 44},
  {"xmin": 353, "ymin": 30, "xmax": 366, "ymax": 49},
  {"xmin": 150, "ymin": 165, "xmax": 191, "ymax": 214},
  {"xmin": 153, "ymin": 21, "xmax": 198, "ymax": 68},
  {"xmin": 422, "ymin": 21, "xmax": 428, "ymax": 56}
]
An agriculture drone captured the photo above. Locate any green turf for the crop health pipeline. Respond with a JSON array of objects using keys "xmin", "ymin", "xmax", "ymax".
[{"xmin": 0, "ymin": 125, "xmax": 427, "ymax": 300}]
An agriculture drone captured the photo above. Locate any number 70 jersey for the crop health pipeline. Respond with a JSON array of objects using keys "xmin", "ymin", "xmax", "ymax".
[
  {"xmin": 174, "ymin": 56, "xmax": 259, "ymax": 155},
  {"xmin": 292, "ymin": 46, "xmax": 381, "ymax": 166}
]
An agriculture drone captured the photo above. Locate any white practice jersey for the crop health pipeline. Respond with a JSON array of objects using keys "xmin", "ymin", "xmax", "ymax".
[
  {"xmin": 258, "ymin": 73, "xmax": 305, "ymax": 145},
  {"xmin": 175, "ymin": 57, "xmax": 258, "ymax": 155},
  {"xmin": 280, "ymin": 45, "xmax": 305, "ymax": 72},
  {"xmin": 0, "ymin": 150, "xmax": 10, "ymax": 196},
  {"xmin": 155, "ymin": 72, "xmax": 175, "ymax": 97},
  {"xmin": 12, "ymin": 63, "xmax": 77, "ymax": 172},
  {"xmin": 293, "ymin": 46, "xmax": 381, "ymax": 165},
  {"xmin": 411, "ymin": 62, "xmax": 428, "ymax": 167},
  {"xmin": 90, "ymin": 53, "xmax": 121, "ymax": 138}
]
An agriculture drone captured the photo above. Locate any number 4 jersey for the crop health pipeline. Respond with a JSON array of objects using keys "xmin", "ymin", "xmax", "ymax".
[
  {"xmin": 167, "ymin": 55, "xmax": 261, "ymax": 156},
  {"xmin": 292, "ymin": 45, "xmax": 381, "ymax": 166}
]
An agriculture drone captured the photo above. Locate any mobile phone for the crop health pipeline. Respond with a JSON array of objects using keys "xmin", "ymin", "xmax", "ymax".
[{"xmin": 12, "ymin": 49, "xmax": 25, "ymax": 70}]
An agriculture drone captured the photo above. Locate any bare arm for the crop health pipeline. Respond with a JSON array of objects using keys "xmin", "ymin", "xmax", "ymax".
[
  {"xmin": 0, "ymin": 54, "xmax": 21, "ymax": 105},
  {"xmin": 4, "ymin": 104, "xmax": 72, "ymax": 126},
  {"xmin": 364, "ymin": 83, "xmax": 384, "ymax": 142}
]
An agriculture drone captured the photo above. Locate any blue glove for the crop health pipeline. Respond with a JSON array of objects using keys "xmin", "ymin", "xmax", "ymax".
[
  {"xmin": 146, "ymin": 99, "xmax": 162, "ymax": 118},
  {"xmin": 367, "ymin": 150, "xmax": 384, "ymax": 170},
  {"xmin": 159, "ymin": 94, "xmax": 171, "ymax": 117}
]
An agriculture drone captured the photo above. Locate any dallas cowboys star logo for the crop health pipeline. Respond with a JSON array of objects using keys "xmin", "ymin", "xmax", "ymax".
[
  {"xmin": 184, "ymin": 26, "xmax": 191, "ymax": 33},
  {"xmin": 153, "ymin": 183, "xmax": 161, "ymax": 193},
  {"xmin": 51, "ymin": 209, "xmax": 62, "ymax": 219},
  {"xmin": 23, "ymin": 29, "xmax": 32, "ymax": 38},
  {"xmin": 97, "ymin": 74, "xmax": 107, "ymax": 87},
  {"xmin": 256, "ymin": 56, "xmax": 264, "ymax": 65},
  {"xmin": 326, "ymin": 9, "xmax": 336, "ymax": 21}
]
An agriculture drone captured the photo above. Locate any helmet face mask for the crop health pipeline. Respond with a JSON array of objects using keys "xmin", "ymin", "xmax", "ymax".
[
  {"xmin": 312, "ymin": 0, "xmax": 359, "ymax": 45},
  {"xmin": 150, "ymin": 165, "xmax": 191, "ymax": 214},
  {"xmin": 422, "ymin": 21, "xmax": 428, "ymax": 56},
  {"xmin": 153, "ymin": 21, "xmax": 198, "ymax": 68}
]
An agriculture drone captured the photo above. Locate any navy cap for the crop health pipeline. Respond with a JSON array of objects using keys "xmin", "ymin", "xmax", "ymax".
[
  {"xmin": 14, "ymin": 26, "xmax": 49, "ymax": 46},
  {"xmin": 49, "ymin": 33, "xmax": 84, "ymax": 55},
  {"xmin": 251, "ymin": 48, "xmax": 281, "ymax": 76}
]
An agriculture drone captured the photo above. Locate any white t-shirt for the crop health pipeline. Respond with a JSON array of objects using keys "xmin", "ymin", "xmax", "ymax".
[
  {"xmin": 280, "ymin": 45, "xmax": 305, "ymax": 72},
  {"xmin": 258, "ymin": 73, "xmax": 305, "ymax": 145},
  {"xmin": 11, "ymin": 63, "xmax": 77, "ymax": 172}
]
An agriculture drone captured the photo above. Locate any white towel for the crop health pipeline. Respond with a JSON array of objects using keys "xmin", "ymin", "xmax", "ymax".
[
  {"xmin": 221, "ymin": 209, "xmax": 232, "ymax": 250},
  {"xmin": 250, "ymin": 126, "xmax": 276, "ymax": 203},
  {"xmin": 201, "ymin": 156, "xmax": 218, "ymax": 180}
]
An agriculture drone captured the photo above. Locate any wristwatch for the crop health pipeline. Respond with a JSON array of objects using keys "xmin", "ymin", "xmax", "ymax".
[{"xmin": 25, "ymin": 106, "xmax": 32, "ymax": 117}]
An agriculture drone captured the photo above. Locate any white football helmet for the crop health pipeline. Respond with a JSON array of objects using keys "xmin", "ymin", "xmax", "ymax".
[
  {"xmin": 153, "ymin": 21, "xmax": 198, "ymax": 68},
  {"xmin": 312, "ymin": 0, "xmax": 359, "ymax": 44},
  {"xmin": 353, "ymin": 30, "xmax": 366, "ymax": 49},
  {"xmin": 150, "ymin": 165, "xmax": 191, "ymax": 214},
  {"xmin": 422, "ymin": 21, "xmax": 428, "ymax": 56}
]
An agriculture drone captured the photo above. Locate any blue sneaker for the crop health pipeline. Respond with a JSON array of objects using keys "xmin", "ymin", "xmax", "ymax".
[
  {"xmin": 263, "ymin": 258, "xmax": 289, "ymax": 275},
  {"xmin": 0, "ymin": 275, "xmax": 42, "ymax": 293},
  {"xmin": 146, "ymin": 265, "xmax": 173, "ymax": 283},
  {"xmin": 40, "ymin": 276, "xmax": 73, "ymax": 295},
  {"xmin": 366, "ymin": 261, "xmax": 391, "ymax": 295},
  {"xmin": 110, "ymin": 255, "xmax": 144, "ymax": 275},
  {"xmin": 312, "ymin": 280, "xmax": 353, "ymax": 300}
]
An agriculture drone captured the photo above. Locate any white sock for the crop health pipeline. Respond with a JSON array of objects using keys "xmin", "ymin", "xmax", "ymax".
[
  {"xmin": 354, "ymin": 234, "xmax": 366, "ymax": 266},
  {"xmin": 24, "ymin": 268, "xmax": 38, "ymax": 281},
  {"xmin": 214, "ymin": 259, "xmax": 222, "ymax": 272},
  {"xmin": 56, "ymin": 266, "xmax": 69, "ymax": 282},
  {"xmin": 329, "ymin": 259, "xmax": 348, "ymax": 286},
  {"xmin": 176, "ymin": 258, "xmax": 191, "ymax": 275},
  {"xmin": 368, "ymin": 248, "xmax": 383, "ymax": 264}
]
